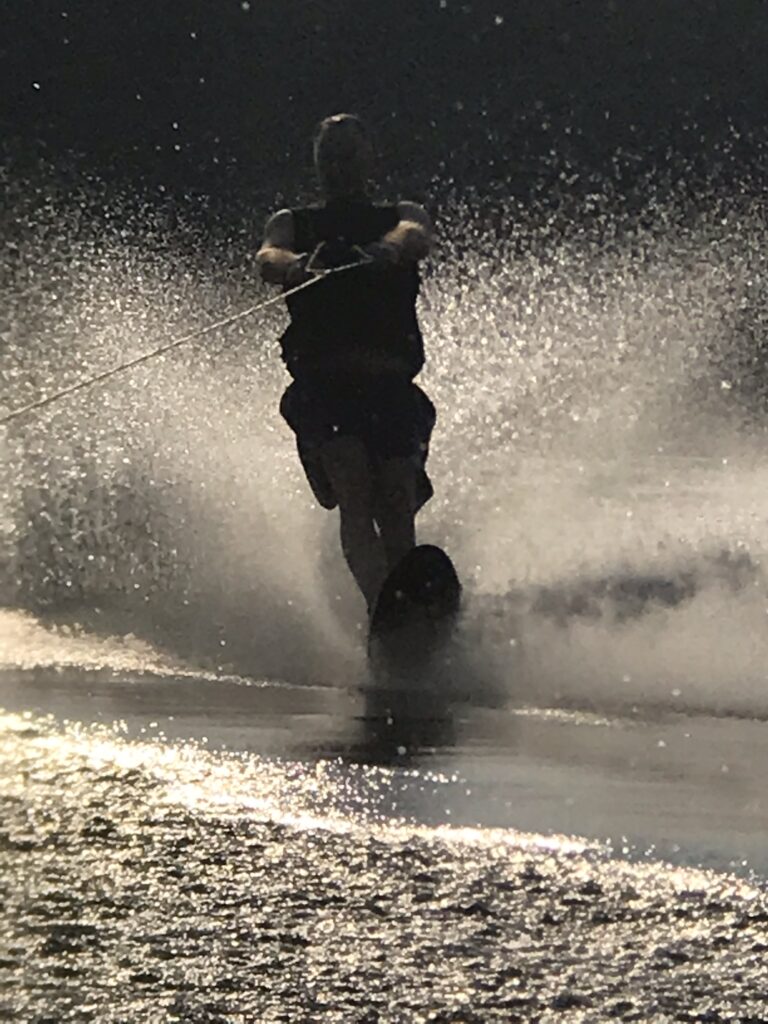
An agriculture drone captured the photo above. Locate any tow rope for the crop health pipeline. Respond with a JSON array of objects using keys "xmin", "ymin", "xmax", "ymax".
[{"xmin": 0, "ymin": 253, "xmax": 365, "ymax": 428}]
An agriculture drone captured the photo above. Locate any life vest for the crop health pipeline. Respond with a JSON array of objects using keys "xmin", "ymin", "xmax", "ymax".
[{"xmin": 280, "ymin": 199, "xmax": 425, "ymax": 382}]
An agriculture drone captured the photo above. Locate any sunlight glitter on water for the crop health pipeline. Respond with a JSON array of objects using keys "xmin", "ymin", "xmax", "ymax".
[
  {"xmin": 4, "ymin": 706, "xmax": 765, "ymax": 915},
  {"xmin": 0, "ymin": 708, "xmax": 592, "ymax": 856},
  {"xmin": 6, "ymin": 710, "xmax": 768, "ymax": 1022}
]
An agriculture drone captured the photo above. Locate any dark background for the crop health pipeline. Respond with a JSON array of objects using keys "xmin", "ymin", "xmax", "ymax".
[{"xmin": 3, "ymin": 1, "xmax": 768, "ymax": 211}]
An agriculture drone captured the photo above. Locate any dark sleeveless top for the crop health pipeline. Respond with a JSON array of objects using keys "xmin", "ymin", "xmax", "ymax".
[{"xmin": 280, "ymin": 199, "xmax": 425, "ymax": 382}]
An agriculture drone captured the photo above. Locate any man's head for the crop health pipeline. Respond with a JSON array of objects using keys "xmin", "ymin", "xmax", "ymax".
[{"xmin": 313, "ymin": 114, "xmax": 373, "ymax": 198}]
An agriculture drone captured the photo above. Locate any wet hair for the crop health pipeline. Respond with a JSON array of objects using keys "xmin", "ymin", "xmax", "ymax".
[{"xmin": 313, "ymin": 113, "xmax": 373, "ymax": 197}]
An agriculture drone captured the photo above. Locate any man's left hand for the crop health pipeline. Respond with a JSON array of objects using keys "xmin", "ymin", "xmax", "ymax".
[{"xmin": 359, "ymin": 240, "xmax": 400, "ymax": 266}]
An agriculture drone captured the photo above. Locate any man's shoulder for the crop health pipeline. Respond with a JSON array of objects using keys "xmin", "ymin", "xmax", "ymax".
[
  {"xmin": 263, "ymin": 205, "xmax": 329, "ymax": 229},
  {"xmin": 395, "ymin": 199, "xmax": 427, "ymax": 215},
  {"xmin": 265, "ymin": 207, "xmax": 294, "ymax": 224},
  {"xmin": 262, "ymin": 208, "xmax": 294, "ymax": 247},
  {"xmin": 395, "ymin": 200, "xmax": 432, "ymax": 229}
]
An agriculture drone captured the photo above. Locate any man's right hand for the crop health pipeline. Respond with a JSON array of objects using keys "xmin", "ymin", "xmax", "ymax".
[{"xmin": 257, "ymin": 209, "xmax": 304, "ymax": 286}]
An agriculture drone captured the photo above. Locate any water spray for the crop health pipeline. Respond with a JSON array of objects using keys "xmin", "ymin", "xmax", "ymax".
[{"xmin": 0, "ymin": 254, "xmax": 364, "ymax": 428}]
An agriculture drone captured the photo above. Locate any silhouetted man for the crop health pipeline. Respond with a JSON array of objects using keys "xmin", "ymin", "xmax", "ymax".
[{"xmin": 258, "ymin": 113, "xmax": 435, "ymax": 613}]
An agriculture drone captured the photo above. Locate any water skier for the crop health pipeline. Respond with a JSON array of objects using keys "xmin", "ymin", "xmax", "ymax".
[{"xmin": 257, "ymin": 114, "xmax": 436, "ymax": 614}]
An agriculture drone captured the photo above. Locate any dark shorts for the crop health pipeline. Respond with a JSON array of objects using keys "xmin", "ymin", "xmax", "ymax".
[{"xmin": 280, "ymin": 375, "xmax": 436, "ymax": 512}]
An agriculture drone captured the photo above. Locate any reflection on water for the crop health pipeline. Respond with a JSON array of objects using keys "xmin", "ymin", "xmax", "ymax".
[
  {"xmin": 2, "ymin": 603, "xmax": 768, "ymax": 878},
  {"xmin": 6, "ymin": 706, "xmax": 768, "ymax": 1022}
]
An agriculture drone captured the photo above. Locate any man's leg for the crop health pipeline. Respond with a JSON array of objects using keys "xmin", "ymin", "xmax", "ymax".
[
  {"xmin": 374, "ymin": 457, "xmax": 417, "ymax": 571},
  {"xmin": 320, "ymin": 435, "xmax": 386, "ymax": 610}
]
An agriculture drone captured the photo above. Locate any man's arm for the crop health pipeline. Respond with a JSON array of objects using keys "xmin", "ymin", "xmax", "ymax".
[
  {"xmin": 256, "ymin": 209, "xmax": 305, "ymax": 285},
  {"xmin": 365, "ymin": 201, "xmax": 434, "ymax": 265}
]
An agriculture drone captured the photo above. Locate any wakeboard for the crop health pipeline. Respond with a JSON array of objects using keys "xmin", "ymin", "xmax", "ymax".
[{"xmin": 368, "ymin": 544, "xmax": 462, "ymax": 672}]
